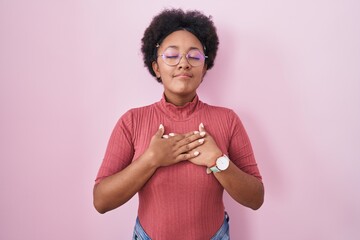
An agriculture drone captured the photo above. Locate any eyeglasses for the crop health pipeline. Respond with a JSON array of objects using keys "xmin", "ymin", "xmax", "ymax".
[{"xmin": 158, "ymin": 47, "xmax": 208, "ymax": 67}]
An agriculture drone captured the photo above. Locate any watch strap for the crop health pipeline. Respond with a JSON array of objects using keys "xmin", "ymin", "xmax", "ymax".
[
  {"xmin": 206, "ymin": 159, "xmax": 222, "ymax": 174},
  {"xmin": 209, "ymin": 165, "xmax": 221, "ymax": 173}
]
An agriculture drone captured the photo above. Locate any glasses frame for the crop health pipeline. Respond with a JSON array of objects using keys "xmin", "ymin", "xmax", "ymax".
[{"xmin": 158, "ymin": 47, "xmax": 208, "ymax": 67}]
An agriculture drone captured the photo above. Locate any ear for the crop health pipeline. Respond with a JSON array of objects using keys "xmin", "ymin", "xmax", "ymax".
[
  {"xmin": 203, "ymin": 65, "xmax": 207, "ymax": 75},
  {"xmin": 152, "ymin": 61, "xmax": 161, "ymax": 79},
  {"xmin": 201, "ymin": 64, "xmax": 208, "ymax": 81}
]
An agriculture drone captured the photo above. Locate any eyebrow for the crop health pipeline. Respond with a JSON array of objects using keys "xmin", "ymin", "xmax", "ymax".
[{"xmin": 165, "ymin": 45, "xmax": 202, "ymax": 51}]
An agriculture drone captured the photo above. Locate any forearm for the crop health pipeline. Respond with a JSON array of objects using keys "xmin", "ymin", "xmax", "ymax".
[
  {"xmin": 214, "ymin": 161, "xmax": 264, "ymax": 210},
  {"xmin": 93, "ymin": 152, "xmax": 158, "ymax": 214}
]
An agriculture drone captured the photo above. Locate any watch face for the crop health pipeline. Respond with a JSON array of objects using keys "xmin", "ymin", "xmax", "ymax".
[{"xmin": 217, "ymin": 156, "xmax": 229, "ymax": 170}]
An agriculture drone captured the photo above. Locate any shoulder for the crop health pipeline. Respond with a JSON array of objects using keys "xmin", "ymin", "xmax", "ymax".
[
  {"xmin": 201, "ymin": 102, "xmax": 244, "ymax": 130},
  {"xmin": 122, "ymin": 102, "xmax": 157, "ymax": 117},
  {"xmin": 115, "ymin": 102, "xmax": 158, "ymax": 129},
  {"xmin": 202, "ymin": 102, "xmax": 238, "ymax": 117},
  {"xmin": 112, "ymin": 102, "xmax": 157, "ymax": 134}
]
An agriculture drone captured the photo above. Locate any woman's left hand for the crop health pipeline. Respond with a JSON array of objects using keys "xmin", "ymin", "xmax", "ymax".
[{"xmin": 187, "ymin": 123, "xmax": 222, "ymax": 168}]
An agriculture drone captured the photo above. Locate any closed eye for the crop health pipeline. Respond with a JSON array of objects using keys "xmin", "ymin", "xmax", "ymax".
[
  {"xmin": 165, "ymin": 55, "xmax": 179, "ymax": 59},
  {"xmin": 188, "ymin": 56, "xmax": 201, "ymax": 60}
]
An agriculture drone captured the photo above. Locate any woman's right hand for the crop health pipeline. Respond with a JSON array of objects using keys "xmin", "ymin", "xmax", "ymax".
[{"xmin": 144, "ymin": 124, "xmax": 205, "ymax": 168}]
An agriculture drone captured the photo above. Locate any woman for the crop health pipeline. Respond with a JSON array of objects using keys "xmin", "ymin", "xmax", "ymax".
[{"xmin": 93, "ymin": 8, "xmax": 264, "ymax": 240}]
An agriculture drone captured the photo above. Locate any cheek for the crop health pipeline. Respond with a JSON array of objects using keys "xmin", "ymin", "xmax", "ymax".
[
  {"xmin": 158, "ymin": 64, "xmax": 174, "ymax": 76},
  {"xmin": 195, "ymin": 69, "xmax": 206, "ymax": 80}
]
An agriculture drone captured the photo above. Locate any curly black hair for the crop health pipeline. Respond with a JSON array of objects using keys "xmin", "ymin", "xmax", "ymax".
[{"xmin": 141, "ymin": 8, "xmax": 219, "ymax": 82}]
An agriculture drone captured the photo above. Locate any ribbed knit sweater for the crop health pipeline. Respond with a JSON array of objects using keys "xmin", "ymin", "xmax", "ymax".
[{"xmin": 95, "ymin": 95, "xmax": 262, "ymax": 239}]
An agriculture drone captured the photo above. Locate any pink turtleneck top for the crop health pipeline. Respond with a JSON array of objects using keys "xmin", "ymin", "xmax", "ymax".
[{"xmin": 95, "ymin": 95, "xmax": 262, "ymax": 239}]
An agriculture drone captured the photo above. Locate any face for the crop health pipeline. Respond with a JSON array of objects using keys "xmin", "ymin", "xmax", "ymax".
[{"xmin": 152, "ymin": 30, "xmax": 207, "ymax": 105}]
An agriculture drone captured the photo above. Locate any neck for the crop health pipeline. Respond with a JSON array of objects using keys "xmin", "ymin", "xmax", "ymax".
[{"xmin": 164, "ymin": 93, "xmax": 196, "ymax": 106}]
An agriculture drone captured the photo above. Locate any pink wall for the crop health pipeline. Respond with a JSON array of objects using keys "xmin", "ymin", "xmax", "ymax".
[{"xmin": 1, "ymin": 0, "xmax": 359, "ymax": 239}]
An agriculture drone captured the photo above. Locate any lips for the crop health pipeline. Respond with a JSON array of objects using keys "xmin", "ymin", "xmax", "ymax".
[{"xmin": 174, "ymin": 72, "xmax": 193, "ymax": 78}]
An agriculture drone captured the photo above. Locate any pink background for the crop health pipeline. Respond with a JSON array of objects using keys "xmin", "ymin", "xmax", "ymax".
[{"xmin": 1, "ymin": 0, "xmax": 359, "ymax": 239}]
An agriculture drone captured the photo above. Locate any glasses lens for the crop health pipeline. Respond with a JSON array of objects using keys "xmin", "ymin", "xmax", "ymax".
[
  {"xmin": 186, "ymin": 49, "xmax": 206, "ymax": 66},
  {"xmin": 162, "ymin": 48, "xmax": 180, "ymax": 66}
]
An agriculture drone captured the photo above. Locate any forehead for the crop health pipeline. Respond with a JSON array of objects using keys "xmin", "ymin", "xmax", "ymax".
[{"xmin": 160, "ymin": 30, "xmax": 203, "ymax": 50}]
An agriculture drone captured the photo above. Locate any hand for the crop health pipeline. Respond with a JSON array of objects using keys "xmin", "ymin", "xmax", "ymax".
[
  {"xmin": 144, "ymin": 124, "xmax": 205, "ymax": 168},
  {"xmin": 188, "ymin": 123, "xmax": 222, "ymax": 168}
]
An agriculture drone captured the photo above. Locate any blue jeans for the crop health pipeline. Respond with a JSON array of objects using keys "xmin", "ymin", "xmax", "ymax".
[{"xmin": 133, "ymin": 212, "xmax": 230, "ymax": 240}]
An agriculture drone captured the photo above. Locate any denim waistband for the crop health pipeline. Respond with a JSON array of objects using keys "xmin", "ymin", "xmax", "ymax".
[
  {"xmin": 133, "ymin": 217, "xmax": 151, "ymax": 240},
  {"xmin": 132, "ymin": 212, "xmax": 230, "ymax": 240},
  {"xmin": 211, "ymin": 212, "xmax": 230, "ymax": 240}
]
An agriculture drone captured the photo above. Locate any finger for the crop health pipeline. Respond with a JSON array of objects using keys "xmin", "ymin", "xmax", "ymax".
[
  {"xmin": 171, "ymin": 131, "xmax": 197, "ymax": 142},
  {"xmin": 177, "ymin": 131, "xmax": 205, "ymax": 148},
  {"xmin": 155, "ymin": 124, "xmax": 165, "ymax": 138},
  {"xmin": 199, "ymin": 123, "xmax": 206, "ymax": 137},
  {"xmin": 182, "ymin": 131, "xmax": 198, "ymax": 138},
  {"xmin": 176, "ymin": 137, "xmax": 205, "ymax": 155},
  {"xmin": 173, "ymin": 130, "xmax": 203, "ymax": 144},
  {"xmin": 176, "ymin": 151, "xmax": 200, "ymax": 162},
  {"xmin": 199, "ymin": 122, "xmax": 205, "ymax": 132}
]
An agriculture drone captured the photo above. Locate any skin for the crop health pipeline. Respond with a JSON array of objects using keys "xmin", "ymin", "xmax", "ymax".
[
  {"xmin": 152, "ymin": 30, "xmax": 207, "ymax": 106},
  {"xmin": 93, "ymin": 30, "xmax": 264, "ymax": 214},
  {"xmin": 194, "ymin": 123, "xmax": 264, "ymax": 210}
]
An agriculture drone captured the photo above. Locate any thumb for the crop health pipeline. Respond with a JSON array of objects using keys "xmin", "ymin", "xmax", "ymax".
[
  {"xmin": 199, "ymin": 122, "xmax": 205, "ymax": 132},
  {"xmin": 155, "ymin": 124, "xmax": 165, "ymax": 138}
]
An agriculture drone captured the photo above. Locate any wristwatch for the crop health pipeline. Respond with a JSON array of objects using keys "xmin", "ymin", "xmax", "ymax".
[{"xmin": 206, "ymin": 155, "xmax": 230, "ymax": 174}]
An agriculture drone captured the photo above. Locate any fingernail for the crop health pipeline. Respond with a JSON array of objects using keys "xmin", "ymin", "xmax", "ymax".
[
  {"xmin": 169, "ymin": 133, "xmax": 175, "ymax": 137},
  {"xmin": 162, "ymin": 135, "xmax": 169, "ymax": 139},
  {"xmin": 198, "ymin": 139, "xmax": 205, "ymax": 144},
  {"xmin": 159, "ymin": 124, "xmax": 164, "ymax": 130},
  {"xmin": 194, "ymin": 151, "xmax": 200, "ymax": 156},
  {"xmin": 193, "ymin": 131, "xmax": 199, "ymax": 134},
  {"xmin": 200, "ymin": 131, "xmax": 206, "ymax": 137},
  {"xmin": 200, "ymin": 123, "xmax": 204, "ymax": 129}
]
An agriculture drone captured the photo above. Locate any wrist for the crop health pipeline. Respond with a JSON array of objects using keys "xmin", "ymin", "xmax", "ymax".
[
  {"xmin": 207, "ymin": 151, "xmax": 223, "ymax": 168},
  {"xmin": 206, "ymin": 154, "xmax": 230, "ymax": 174},
  {"xmin": 141, "ymin": 149, "xmax": 160, "ymax": 170}
]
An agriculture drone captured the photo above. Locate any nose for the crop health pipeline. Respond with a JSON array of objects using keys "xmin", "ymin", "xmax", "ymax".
[{"xmin": 177, "ymin": 54, "xmax": 191, "ymax": 69}]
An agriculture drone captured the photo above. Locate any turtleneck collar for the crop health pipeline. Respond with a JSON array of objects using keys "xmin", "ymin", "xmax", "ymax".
[{"xmin": 157, "ymin": 93, "xmax": 203, "ymax": 120}]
